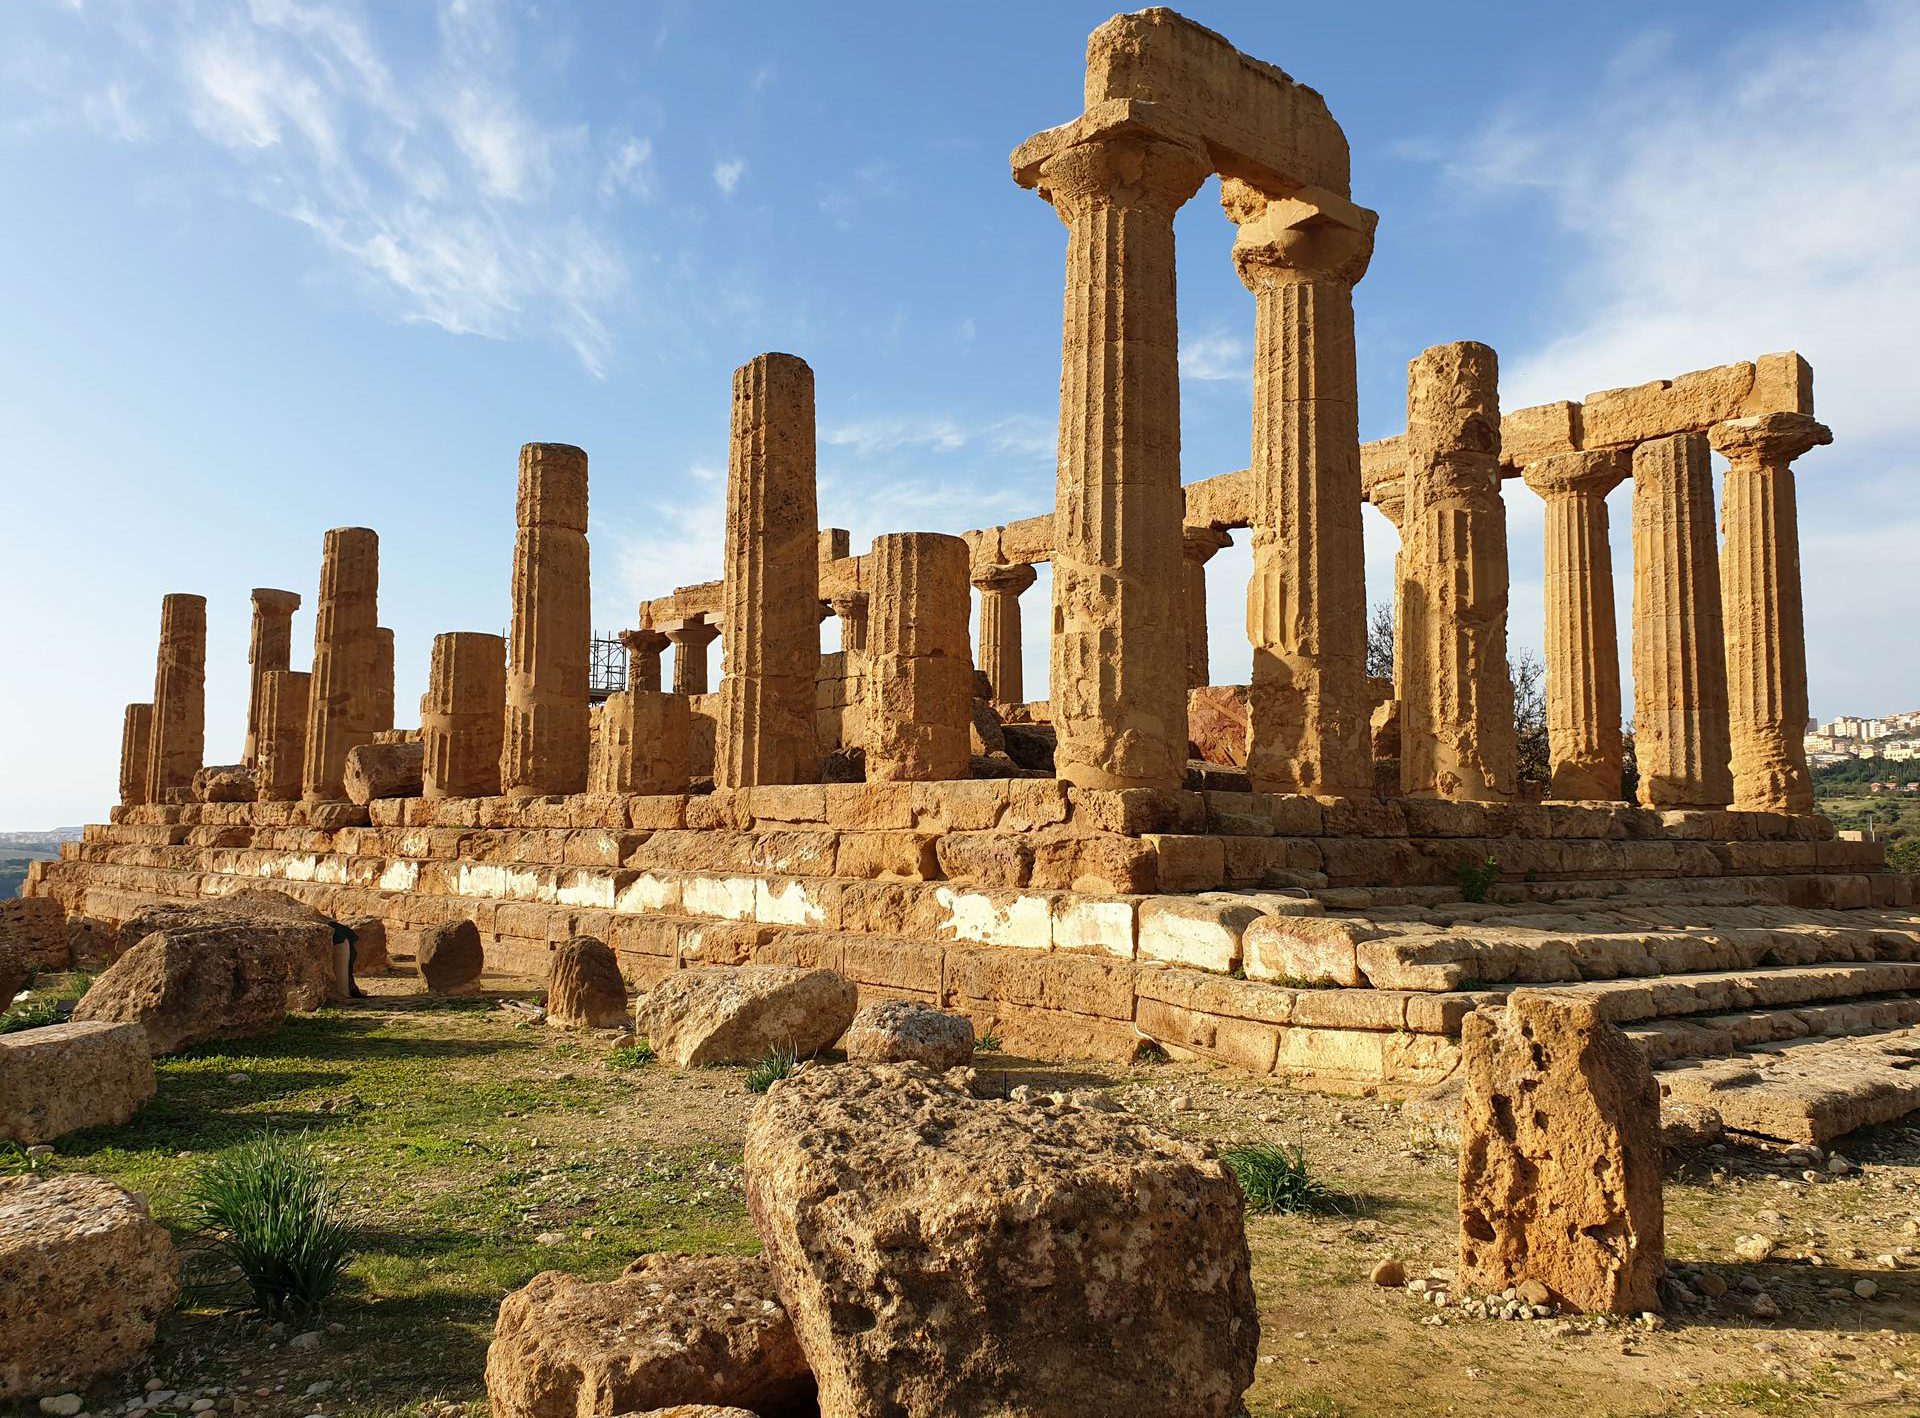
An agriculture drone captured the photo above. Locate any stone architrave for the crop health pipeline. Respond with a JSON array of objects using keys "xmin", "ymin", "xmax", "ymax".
[
  {"xmin": 118, "ymin": 704, "xmax": 153, "ymax": 807},
  {"xmin": 716, "ymin": 354, "xmax": 820, "ymax": 788},
  {"xmin": 1228, "ymin": 181, "xmax": 1378, "ymax": 795},
  {"xmin": 666, "ymin": 616, "xmax": 719, "ymax": 696},
  {"xmin": 590, "ymin": 690, "xmax": 691, "ymax": 795},
  {"xmin": 972, "ymin": 562, "xmax": 1036, "ymax": 705},
  {"xmin": 145, "ymin": 593, "xmax": 207, "ymax": 805},
  {"xmin": 1522, "ymin": 450, "xmax": 1630, "ymax": 801},
  {"xmin": 301, "ymin": 527, "xmax": 379, "ymax": 802},
  {"xmin": 1019, "ymin": 123, "xmax": 1212, "ymax": 790},
  {"xmin": 1399, "ymin": 342, "xmax": 1517, "ymax": 802},
  {"xmin": 829, "ymin": 593, "xmax": 869, "ymax": 654},
  {"xmin": 1180, "ymin": 527, "xmax": 1231, "ymax": 691},
  {"xmin": 502, "ymin": 444, "xmax": 591, "ymax": 798},
  {"xmin": 618, "ymin": 627, "xmax": 670, "ymax": 694},
  {"xmin": 421, "ymin": 632, "xmax": 505, "ymax": 800},
  {"xmin": 254, "ymin": 670, "xmax": 311, "ymax": 802},
  {"xmin": 242, "ymin": 589, "xmax": 301, "ymax": 766},
  {"xmin": 369, "ymin": 626, "xmax": 395, "ymax": 734},
  {"xmin": 1631, "ymin": 433, "xmax": 1733, "ymax": 809},
  {"xmin": 866, "ymin": 532, "xmax": 973, "ymax": 782},
  {"xmin": 1711, "ymin": 413, "xmax": 1831, "ymax": 814}
]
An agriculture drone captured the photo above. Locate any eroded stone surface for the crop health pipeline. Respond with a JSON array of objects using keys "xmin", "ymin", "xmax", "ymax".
[
  {"xmin": 842, "ymin": 999, "xmax": 974, "ymax": 1069},
  {"xmin": 503, "ymin": 444, "xmax": 592, "ymax": 798},
  {"xmin": 634, "ymin": 966, "xmax": 855, "ymax": 1067},
  {"xmin": 0, "ymin": 1021, "xmax": 155, "ymax": 1145},
  {"xmin": 546, "ymin": 935, "xmax": 628, "ymax": 1029},
  {"xmin": 419, "ymin": 919, "xmax": 484, "ymax": 995}
]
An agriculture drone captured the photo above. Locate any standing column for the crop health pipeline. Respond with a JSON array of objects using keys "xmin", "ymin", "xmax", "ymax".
[
  {"xmin": 256, "ymin": 670, "xmax": 312, "ymax": 802},
  {"xmin": 1631, "ymin": 433, "xmax": 1734, "ymax": 809},
  {"xmin": 369, "ymin": 627, "xmax": 396, "ymax": 733},
  {"xmin": 1180, "ymin": 528, "xmax": 1231, "ymax": 691},
  {"xmin": 829, "ymin": 594, "xmax": 869, "ymax": 654},
  {"xmin": 423, "ymin": 631, "xmax": 505, "ymax": 799},
  {"xmin": 145, "ymin": 593, "xmax": 207, "ymax": 804},
  {"xmin": 1711, "ymin": 413, "xmax": 1830, "ymax": 814},
  {"xmin": 1026, "ymin": 129, "xmax": 1211, "ymax": 790},
  {"xmin": 1522, "ymin": 451, "xmax": 1630, "ymax": 801},
  {"xmin": 716, "ymin": 353, "xmax": 820, "ymax": 788},
  {"xmin": 618, "ymin": 627, "xmax": 670, "ymax": 693},
  {"xmin": 1399, "ymin": 342, "xmax": 1517, "ymax": 802},
  {"xmin": 119, "ymin": 704, "xmax": 153, "ymax": 806},
  {"xmin": 972, "ymin": 563, "xmax": 1035, "ymax": 705},
  {"xmin": 502, "ymin": 443, "xmax": 591, "ymax": 798},
  {"xmin": 302, "ymin": 527, "xmax": 379, "ymax": 802},
  {"xmin": 243, "ymin": 589, "xmax": 301, "ymax": 765},
  {"xmin": 1226, "ymin": 181, "xmax": 1378, "ymax": 796},
  {"xmin": 866, "ymin": 533, "xmax": 973, "ymax": 781},
  {"xmin": 665, "ymin": 617, "xmax": 718, "ymax": 695}
]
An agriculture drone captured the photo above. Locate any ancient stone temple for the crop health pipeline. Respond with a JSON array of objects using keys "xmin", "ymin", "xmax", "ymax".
[{"xmin": 34, "ymin": 9, "xmax": 1920, "ymax": 1149}]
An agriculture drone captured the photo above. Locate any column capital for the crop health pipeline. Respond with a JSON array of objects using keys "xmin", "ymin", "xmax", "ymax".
[
  {"xmin": 250, "ymin": 587, "xmax": 302, "ymax": 614},
  {"xmin": 1369, "ymin": 478, "xmax": 1407, "ymax": 528},
  {"xmin": 662, "ymin": 616, "xmax": 718, "ymax": 647},
  {"xmin": 1222, "ymin": 178, "xmax": 1377, "ymax": 290},
  {"xmin": 827, "ymin": 591, "xmax": 869, "ymax": 617},
  {"xmin": 617, "ymin": 627, "xmax": 670, "ymax": 656},
  {"xmin": 1030, "ymin": 128, "xmax": 1212, "ymax": 228},
  {"xmin": 1181, "ymin": 525, "xmax": 1233, "ymax": 565},
  {"xmin": 1521, "ymin": 448, "xmax": 1630, "ymax": 500},
  {"xmin": 971, "ymin": 562, "xmax": 1037, "ymax": 597},
  {"xmin": 1710, "ymin": 412, "xmax": 1833, "ymax": 470}
]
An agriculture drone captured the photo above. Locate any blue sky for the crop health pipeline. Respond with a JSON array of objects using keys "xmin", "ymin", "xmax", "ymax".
[{"xmin": 4, "ymin": 0, "xmax": 1918, "ymax": 827}]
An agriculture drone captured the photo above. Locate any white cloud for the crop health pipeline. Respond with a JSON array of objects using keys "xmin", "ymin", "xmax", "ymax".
[
  {"xmin": 823, "ymin": 417, "xmax": 968, "ymax": 457},
  {"xmin": 712, "ymin": 157, "xmax": 745, "ymax": 194},
  {"xmin": 1180, "ymin": 329, "xmax": 1249, "ymax": 383},
  {"xmin": 599, "ymin": 134, "xmax": 654, "ymax": 200}
]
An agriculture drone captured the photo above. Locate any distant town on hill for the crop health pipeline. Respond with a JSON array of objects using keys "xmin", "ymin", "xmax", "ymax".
[{"xmin": 0, "ymin": 828, "xmax": 80, "ymax": 900}]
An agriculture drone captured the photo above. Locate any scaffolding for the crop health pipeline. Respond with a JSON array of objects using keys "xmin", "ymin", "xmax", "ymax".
[{"xmin": 589, "ymin": 632, "xmax": 627, "ymax": 703}]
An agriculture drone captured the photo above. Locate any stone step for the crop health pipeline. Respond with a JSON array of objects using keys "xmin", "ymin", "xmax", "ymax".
[
  {"xmin": 1624, "ymin": 996, "xmax": 1920, "ymax": 1065},
  {"xmin": 1656, "ymin": 1026, "xmax": 1920, "ymax": 1145},
  {"xmin": 1513, "ymin": 961, "xmax": 1920, "ymax": 1024}
]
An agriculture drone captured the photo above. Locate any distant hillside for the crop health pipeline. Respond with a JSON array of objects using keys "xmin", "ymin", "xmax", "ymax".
[
  {"xmin": 0, "ymin": 829, "xmax": 78, "ymax": 900},
  {"xmin": 0, "ymin": 827, "xmax": 82, "ymax": 846}
]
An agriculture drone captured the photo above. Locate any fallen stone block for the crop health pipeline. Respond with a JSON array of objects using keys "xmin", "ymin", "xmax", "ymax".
[
  {"xmin": 419, "ymin": 919, "xmax": 484, "ymax": 995},
  {"xmin": 0, "ymin": 1021, "xmax": 155, "ymax": 1144},
  {"xmin": 634, "ymin": 966, "xmax": 856, "ymax": 1068},
  {"xmin": 842, "ymin": 999, "xmax": 974, "ymax": 1069},
  {"xmin": 345, "ymin": 740, "xmax": 426, "ymax": 807},
  {"xmin": 545, "ymin": 935, "xmax": 628, "ymax": 1029},
  {"xmin": 72, "ymin": 920, "xmax": 307, "ymax": 1056}
]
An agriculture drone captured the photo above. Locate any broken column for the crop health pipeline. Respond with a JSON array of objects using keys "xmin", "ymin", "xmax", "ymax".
[
  {"xmin": 255, "ymin": 670, "xmax": 311, "ymax": 803},
  {"xmin": 1016, "ymin": 120, "xmax": 1211, "ymax": 790},
  {"xmin": 502, "ymin": 443, "xmax": 591, "ymax": 798},
  {"xmin": 302, "ymin": 527, "xmax": 379, "ymax": 802},
  {"xmin": 972, "ymin": 562, "xmax": 1035, "ymax": 705},
  {"xmin": 422, "ymin": 632, "xmax": 505, "ymax": 799},
  {"xmin": 866, "ymin": 533, "xmax": 973, "ymax": 781},
  {"xmin": 1711, "ymin": 413, "xmax": 1831, "ymax": 815},
  {"xmin": 118, "ymin": 704, "xmax": 153, "ymax": 807},
  {"xmin": 1228, "ymin": 181, "xmax": 1377, "ymax": 795},
  {"xmin": 617, "ymin": 627, "xmax": 670, "ymax": 694},
  {"xmin": 242, "ymin": 589, "xmax": 301, "ymax": 766},
  {"xmin": 369, "ymin": 626, "xmax": 396, "ymax": 734},
  {"xmin": 1399, "ymin": 342, "xmax": 1517, "ymax": 801},
  {"xmin": 145, "ymin": 593, "xmax": 207, "ymax": 805},
  {"xmin": 715, "ymin": 353, "xmax": 820, "ymax": 788},
  {"xmin": 1631, "ymin": 432, "xmax": 1733, "ymax": 809},
  {"xmin": 829, "ymin": 594, "xmax": 869, "ymax": 655},
  {"xmin": 589, "ymin": 690, "xmax": 691, "ymax": 794},
  {"xmin": 1181, "ymin": 528, "xmax": 1230, "ymax": 691},
  {"xmin": 1522, "ymin": 450, "xmax": 1630, "ymax": 801},
  {"xmin": 665, "ymin": 616, "xmax": 718, "ymax": 695}
]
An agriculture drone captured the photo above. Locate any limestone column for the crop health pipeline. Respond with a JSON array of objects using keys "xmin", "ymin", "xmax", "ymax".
[
  {"xmin": 1399, "ymin": 342, "xmax": 1517, "ymax": 802},
  {"xmin": 302, "ymin": 527, "xmax": 379, "ymax": 801},
  {"xmin": 1522, "ymin": 450, "xmax": 1630, "ymax": 801},
  {"xmin": 242, "ymin": 589, "xmax": 301, "ymax": 766},
  {"xmin": 256, "ymin": 670, "xmax": 311, "ymax": 802},
  {"xmin": 118, "ymin": 704, "xmax": 153, "ymax": 807},
  {"xmin": 589, "ymin": 690, "xmax": 691, "ymax": 794},
  {"xmin": 972, "ymin": 563, "xmax": 1036, "ymax": 705},
  {"xmin": 502, "ymin": 443, "xmax": 591, "ymax": 798},
  {"xmin": 1029, "ymin": 130, "xmax": 1211, "ymax": 790},
  {"xmin": 1180, "ymin": 528, "xmax": 1231, "ymax": 691},
  {"xmin": 421, "ymin": 632, "xmax": 505, "ymax": 799},
  {"xmin": 1227, "ymin": 182, "xmax": 1378, "ymax": 796},
  {"xmin": 370, "ymin": 626, "xmax": 396, "ymax": 734},
  {"xmin": 828, "ymin": 594, "xmax": 869, "ymax": 654},
  {"xmin": 715, "ymin": 353, "xmax": 820, "ymax": 788},
  {"xmin": 145, "ymin": 593, "xmax": 207, "ymax": 804},
  {"xmin": 666, "ymin": 617, "xmax": 718, "ymax": 695},
  {"xmin": 1711, "ymin": 413, "xmax": 1831, "ymax": 814},
  {"xmin": 866, "ymin": 532, "xmax": 973, "ymax": 781},
  {"xmin": 1631, "ymin": 432, "xmax": 1733, "ymax": 809},
  {"xmin": 618, "ymin": 627, "xmax": 670, "ymax": 693}
]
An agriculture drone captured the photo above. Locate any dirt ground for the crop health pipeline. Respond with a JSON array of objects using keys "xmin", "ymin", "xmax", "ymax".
[{"xmin": 7, "ymin": 971, "xmax": 1918, "ymax": 1418}]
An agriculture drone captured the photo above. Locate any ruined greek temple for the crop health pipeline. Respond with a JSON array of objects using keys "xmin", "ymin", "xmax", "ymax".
[{"xmin": 32, "ymin": 9, "xmax": 1919, "ymax": 1145}]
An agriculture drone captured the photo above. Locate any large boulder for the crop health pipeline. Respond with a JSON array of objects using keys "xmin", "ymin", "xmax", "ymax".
[
  {"xmin": 120, "ymin": 892, "xmax": 339, "ymax": 1009},
  {"xmin": 485, "ymin": 1254, "xmax": 814, "ymax": 1418},
  {"xmin": 345, "ymin": 740, "xmax": 425, "ymax": 806},
  {"xmin": 419, "ymin": 919, "xmax": 484, "ymax": 995},
  {"xmin": 0, "ymin": 898, "xmax": 69, "ymax": 972},
  {"xmin": 546, "ymin": 936, "xmax": 628, "ymax": 1030},
  {"xmin": 0, "ymin": 1021, "xmax": 155, "ymax": 1144},
  {"xmin": 1459, "ymin": 994, "xmax": 1664, "ymax": 1314},
  {"xmin": 634, "ymin": 967, "xmax": 856, "ymax": 1068},
  {"xmin": 72, "ymin": 920, "xmax": 301, "ymax": 1056},
  {"xmin": 744, "ymin": 1063, "xmax": 1258, "ymax": 1418},
  {"xmin": 0, "ymin": 1174, "xmax": 179, "ymax": 1400},
  {"xmin": 842, "ymin": 999, "xmax": 974, "ymax": 1069},
  {"xmin": 192, "ymin": 763, "xmax": 257, "ymax": 803}
]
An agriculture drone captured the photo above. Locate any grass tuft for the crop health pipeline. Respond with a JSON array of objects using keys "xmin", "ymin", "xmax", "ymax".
[
  {"xmin": 0, "ymin": 1140, "xmax": 50, "ymax": 1175},
  {"xmin": 608, "ymin": 1039, "xmax": 656, "ymax": 1069},
  {"xmin": 0, "ymin": 998, "xmax": 65, "ymax": 1034},
  {"xmin": 743, "ymin": 1045, "xmax": 799, "ymax": 1094},
  {"xmin": 185, "ymin": 1132, "xmax": 353, "ymax": 1318},
  {"xmin": 1455, "ymin": 855, "xmax": 1500, "ymax": 903},
  {"xmin": 1224, "ymin": 1141, "xmax": 1342, "ymax": 1216},
  {"xmin": 973, "ymin": 1032, "xmax": 1003, "ymax": 1054}
]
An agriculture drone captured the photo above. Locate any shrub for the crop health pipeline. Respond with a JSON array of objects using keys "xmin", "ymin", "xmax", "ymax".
[
  {"xmin": 0, "ymin": 998, "xmax": 64, "ymax": 1034},
  {"xmin": 1223, "ymin": 1142, "xmax": 1340, "ymax": 1215},
  {"xmin": 608, "ymin": 1039, "xmax": 656, "ymax": 1069},
  {"xmin": 744, "ymin": 1046, "xmax": 799, "ymax": 1094},
  {"xmin": 974, "ymin": 1032, "xmax": 1003, "ymax": 1054},
  {"xmin": 1455, "ymin": 855, "xmax": 1500, "ymax": 903},
  {"xmin": 186, "ymin": 1133, "xmax": 353, "ymax": 1318},
  {"xmin": 0, "ymin": 1141, "xmax": 49, "ymax": 1175}
]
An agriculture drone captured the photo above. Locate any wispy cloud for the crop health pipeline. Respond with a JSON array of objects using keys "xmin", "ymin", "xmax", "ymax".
[
  {"xmin": 712, "ymin": 156, "xmax": 745, "ymax": 194},
  {"xmin": 822, "ymin": 412, "xmax": 1055, "ymax": 462},
  {"xmin": 1180, "ymin": 329, "xmax": 1249, "ymax": 383}
]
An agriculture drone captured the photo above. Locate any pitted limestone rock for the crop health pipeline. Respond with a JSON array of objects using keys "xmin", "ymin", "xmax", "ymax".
[
  {"xmin": 545, "ymin": 935, "xmax": 628, "ymax": 1030},
  {"xmin": 634, "ymin": 966, "xmax": 855, "ymax": 1068},
  {"xmin": 419, "ymin": 919, "xmax": 484, "ymax": 995},
  {"xmin": 842, "ymin": 999, "xmax": 974, "ymax": 1069},
  {"xmin": 0, "ymin": 1021, "xmax": 155, "ymax": 1144}
]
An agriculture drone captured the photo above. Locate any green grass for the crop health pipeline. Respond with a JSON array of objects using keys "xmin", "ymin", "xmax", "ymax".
[
  {"xmin": 743, "ymin": 1045, "xmax": 799, "ymax": 1094},
  {"xmin": 1454, "ymin": 855, "xmax": 1500, "ymax": 903},
  {"xmin": 608, "ymin": 1039, "xmax": 656, "ymax": 1069},
  {"xmin": 0, "ymin": 997, "xmax": 64, "ymax": 1033},
  {"xmin": 1224, "ymin": 1142, "xmax": 1342, "ymax": 1216}
]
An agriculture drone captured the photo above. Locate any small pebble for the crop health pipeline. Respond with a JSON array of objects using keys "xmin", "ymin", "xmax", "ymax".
[
  {"xmin": 1370, "ymin": 1258, "xmax": 1405, "ymax": 1288},
  {"xmin": 40, "ymin": 1396, "xmax": 83, "ymax": 1417},
  {"xmin": 1854, "ymin": 1279, "xmax": 1879, "ymax": 1300}
]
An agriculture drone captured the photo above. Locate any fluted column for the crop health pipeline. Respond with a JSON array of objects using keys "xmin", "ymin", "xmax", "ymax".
[
  {"xmin": 502, "ymin": 443, "xmax": 591, "ymax": 798},
  {"xmin": 618, "ymin": 627, "xmax": 670, "ymax": 694},
  {"xmin": 1028, "ymin": 130, "xmax": 1211, "ymax": 789},
  {"xmin": 972, "ymin": 563, "xmax": 1036, "ymax": 705},
  {"xmin": 1522, "ymin": 450, "xmax": 1629, "ymax": 801},
  {"xmin": 243, "ymin": 589, "xmax": 301, "ymax": 766},
  {"xmin": 256, "ymin": 670, "xmax": 311, "ymax": 802},
  {"xmin": 1711, "ymin": 413, "xmax": 1831, "ymax": 814},
  {"xmin": 1180, "ymin": 528, "xmax": 1231, "ymax": 691},
  {"xmin": 1227, "ymin": 181, "xmax": 1378, "ymax": 795},
  {"xmin": 1400, "ymin": 342, "xmax": 1516, "ymax": 802},
  {"xmin": 828, "ymin": 594, "xmax": 869, "ymax": 655},
  {"xmin": 716, "ymin": 353, "xmax": 820, "ymax": 788},
  {"xmin": 867, "ymin": 533, "xmax": 973, "ymax": 781},
  {"xmin": 1631, "ymin": 432, "xmax": 1733, "ymax": 809},
  {"xmin": 666, "ymin": 618, "xmax": 718, "ymax": 695},
  {"xmin": 369, "ymin": 626, "xmax": 396, "ymax": 734},
  {"xmin": 119, "ymin": 703, "xmax": 153, "ymax": 807},
  {"xmin": 423, "ymin": 632, "xmax": 505, "ymax": 799},
  {"xmin": 301, "ymin": 527, "xmax": 379, "ymax": 801},
  {"xmin": 146, "ymin": 592, "xmax": 207, "ymax": 804}
]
